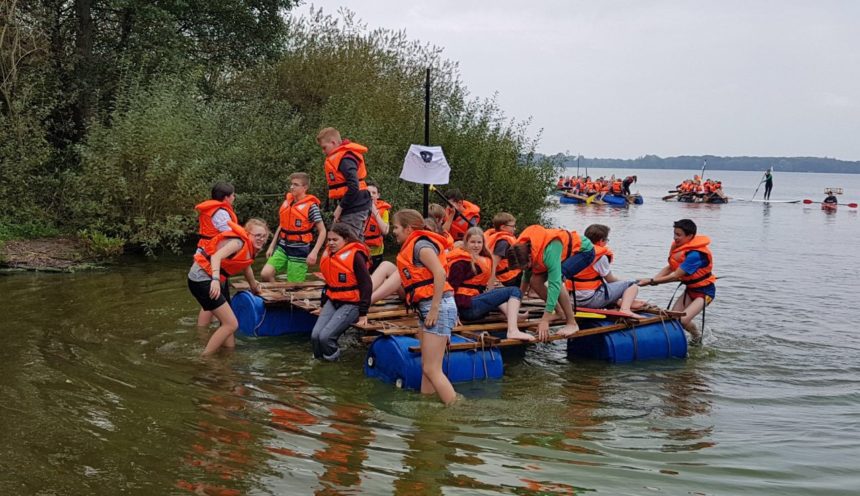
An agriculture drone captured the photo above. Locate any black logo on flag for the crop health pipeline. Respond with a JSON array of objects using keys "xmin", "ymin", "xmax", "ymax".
[{"xmin": 420, "ymin": 151, "xmax": 433, "ymax": 163}]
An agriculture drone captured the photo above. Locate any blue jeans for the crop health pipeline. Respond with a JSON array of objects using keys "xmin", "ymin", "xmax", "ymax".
[
  {"xmin": 417, "ymin": 293, "xmax": 457, "ymax": 336},
  {"xmin": 311, "ymin": 300, "xmax": 359, "ymax": 361},
  {"xmin": 561, "ymin": 248, "xmax": 595, "ymax": 280},
  {"xmin": 459, "ymin": 286, "xmax": 522, "ymax": 322}
]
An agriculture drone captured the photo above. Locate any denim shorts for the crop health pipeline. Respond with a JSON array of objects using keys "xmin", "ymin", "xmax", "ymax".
[{"xmin": 417, "ymin": 293, "xmax": 457, "ymax": 337}]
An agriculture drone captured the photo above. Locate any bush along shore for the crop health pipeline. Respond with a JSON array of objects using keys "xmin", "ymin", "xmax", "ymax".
[{"xmin": 1, "ymin": 6, "xmax": 557, "ymax": 265}]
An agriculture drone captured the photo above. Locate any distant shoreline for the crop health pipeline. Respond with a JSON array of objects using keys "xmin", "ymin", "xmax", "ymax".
[{"xmin": 541, "ymin": 154, "xmax": 860, "ymax": 174}]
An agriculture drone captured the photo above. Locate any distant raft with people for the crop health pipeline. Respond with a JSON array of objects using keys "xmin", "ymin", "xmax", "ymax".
[
  {"xmin": 559, "ymin": 191, "xmax": 644, "ymax": 207},
  {"xmin": 228, "ymin": 280, "xmax": 689, "ymax": 390}
]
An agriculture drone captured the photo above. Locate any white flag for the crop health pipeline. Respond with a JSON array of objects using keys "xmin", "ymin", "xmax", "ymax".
[{"xmin": 399, "ymin": 144, "xmax": 450, "ymax": 185}]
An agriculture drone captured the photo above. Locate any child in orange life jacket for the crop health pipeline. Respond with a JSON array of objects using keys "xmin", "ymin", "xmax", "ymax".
[
  {"xmin": 639, "ymin": 219, "xmax": 716, "ymax": 345},
  {"xmin": 447, "ymin": 227, "xmax": 535, "ymax": 342},
  {"xmin": 317, "ymin": 127, "xmax": 373, "ymax": 240},
  {"xmin": 508, "ymin": 225, "xmax": 595, "ymax": 341},
  {"xmin": 365, "ymin": 206, "xmax": 455, "ymax": 306},
  {"xmin": 262, "ymin": 172, "xmax": 326, "ymax": 283},
  {"xmin": 442, "ymin": 188, "xmax": 480, "ymax": 242},
  {"xmin": 484, "ymin": 212, "xmax": 522, "ymax": 288},
  {"xmin": 187, "ymin": 218, "xmax": 270, "ymax": 356},
  {"xmin": 363, "ymin": 181, "xmax": 391, "ymax": 273},
  {"xmin": 570, "ymin": 224, "xmax": 643, "ymax": 317},
  {"xmin": 193, "ymin": 182, "xmax": 239, "ymax": 326},
  {"xmin": 312, "ymin": 223, "xmax": 372, "ymax": 361},
  {"xmin": 393, "ymin": 209, "xmax": 458, "ymax": 405}
]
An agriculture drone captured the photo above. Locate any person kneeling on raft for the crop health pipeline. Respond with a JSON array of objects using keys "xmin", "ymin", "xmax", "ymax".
[
  {"xmin": 639, "ymin": 219, "xmax": 716, "ymax": 345},
  {"xmin": 188, "ymin": 219, "xmax": 270, "ymax": 356},
  {"xmin": 507, "ymin": 224, "xmax": 595, "ymax": 341},
  {"xmin": 312, "ymin": 223, "xmax": 372, "ymax": 361},
  {"xmin": 447, "ymin": 227, "xmax": 535, "ymax": 342},
  {"xmin": 569, "ymin": 224, "xmax": 644, "ymax": 317}
]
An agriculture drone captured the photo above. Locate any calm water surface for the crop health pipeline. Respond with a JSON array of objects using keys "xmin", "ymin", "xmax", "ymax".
[{"xmin": 1, "ymin": 169, "xmax": 858, "ymax": 495}]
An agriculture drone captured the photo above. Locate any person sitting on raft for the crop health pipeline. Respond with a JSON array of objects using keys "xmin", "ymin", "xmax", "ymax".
[
  {"xmin": 188, "ymin": 218, "xmax": 270, "ymax": 356},
  {"xmin": 485, "ymin": 212, "xmax": 522, "ymax": 288},
  {"xmin": 194, "ymin": 181, "xmax": 239, "ymax": 326},
  {"xmin": 312, "ymin": 223, "xmax": 372, "ymax": 361},
  {"xmin": 393, "ymin": 209, "xmax": 458, "ymax": 405},
  {"xmin": 507, "ymin": 225, "xmax": 595, "ymax": 340},
  {"xmin": 570, "ymin": 224, "xmax": 643, "ymax": 317},
  {"xmin": 366, "ymin": 206, "xmax": 455, "ymax": 304},
  {"xmin": 823, "ymin": 190, "xmax": 838, "ymax": 204},
  {"xmin": 639, "ymin": 219, "xmax": 715, "ymax": 345},
  {"xmin": 443, "ymin": 188, "xmax": 480, "ymax": 242},
  {"xmin": 447, "ymin": 227, "xmax": 535, "ymax": 342}
]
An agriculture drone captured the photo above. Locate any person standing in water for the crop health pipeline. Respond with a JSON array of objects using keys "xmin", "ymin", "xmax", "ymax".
[{"xmin": 763, "ymin": 169, "xmax": 773, "ymax": 200}]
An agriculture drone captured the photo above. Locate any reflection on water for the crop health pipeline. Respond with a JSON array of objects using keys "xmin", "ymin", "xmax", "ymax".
[{"xmin": 2, "ymin": 169, "xmax": 859, "ymax": 495}]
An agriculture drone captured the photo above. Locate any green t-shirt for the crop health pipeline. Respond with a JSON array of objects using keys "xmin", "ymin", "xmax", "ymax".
[{"xmin": 523, "ymin": 237, "xmax": 594, "ymax": 313}]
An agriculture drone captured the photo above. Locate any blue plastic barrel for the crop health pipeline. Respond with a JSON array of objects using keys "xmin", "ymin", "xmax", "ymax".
[
  {"xmin": 231, "ymin": 291, "xmax": 318, "ymax": 337},
  {"xmin": 559, "ymin": 195, "xmax": 583, "ymax": 205},
  {"xmin": 567, "ymin": 316, "xmax": 687, "ymax": 363},
  {"xmin": 364, "ymin": 335, "xmax": 504, "ymax": 390},
  {"xmin": 602, "ymin": 194, "xmax": 629, "ymax": 207}
]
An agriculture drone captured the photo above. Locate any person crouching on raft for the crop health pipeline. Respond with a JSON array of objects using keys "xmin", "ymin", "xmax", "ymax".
[
  {"xmin": 393, "ymin": 209, "xmax": 458, "ymax": 405},
  {"xmin": 640, "ymin": 219, "xmax": 715, "ymax": 345},
  {"xmin": 507, "ymin": 225, "xmax": 595, "ymax": 341},
  {"xmin": 312, "ymin": 223, "xmax": 372, "ymax": 361},
  {"xmin": 188, "ymin": 219, "xmax": 270, "ymax": 356},
  {"xmin": 571, "ymin": 224, "xmax": 643, "ymax": 317},
  {"xmin": 447, "ymin": 227, "xmax": 535, "ymax": 342}
]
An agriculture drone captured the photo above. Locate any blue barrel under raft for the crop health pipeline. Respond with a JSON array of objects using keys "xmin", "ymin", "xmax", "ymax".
[
  {"xmin": 568, "ymin": 315, "xmax": 687, "ymax": 363},
  {"xmin": 364, "ymin": 335, "xmax": 504, "ymax": 390},
  {"xmin": 559, "ymin": 195, "xmax": 583, "ymax": 205},
  {"xmin": 231, "ymin": 291, "xmax": 318, "ymax": 337}
]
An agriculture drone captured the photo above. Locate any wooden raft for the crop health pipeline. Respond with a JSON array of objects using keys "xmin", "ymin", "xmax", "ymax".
[{"xmin": 229, "ymin": 281, "xmax": 685, "ymax": 354}]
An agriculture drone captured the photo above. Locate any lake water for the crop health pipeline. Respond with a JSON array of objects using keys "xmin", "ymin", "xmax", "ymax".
[{"xmin": 1, "ymin": 169, "xmax": 858, "ymax": 495}]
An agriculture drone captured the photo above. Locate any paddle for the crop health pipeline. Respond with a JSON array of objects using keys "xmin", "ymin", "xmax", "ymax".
[
  {"xmin": 802, "ymin": 199, "xmax": 857, "ymax": 208},
  {"xmin": 662, "ymin": 193, "xmax": 678, "ymax": 201},
  {"xmin": 585, "ymin": 193, "xmax": 598, "ymax": 205},
  {"xmin": 751, "ymin": 172, "xmax": 767, "ymax": 201},
  {"xmin": 428, "ymin": 184, "xmax": 474, "ymax": 225}
]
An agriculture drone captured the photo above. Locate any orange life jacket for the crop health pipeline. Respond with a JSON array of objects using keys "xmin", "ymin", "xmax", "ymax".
[
  {"xmin": 668, "ymin": 235, "xmax": 716, "ymax": 288},
  {"xmin": 278, "ymin": 193, "xmax": 320, "ymax": 244},
  {"xmin": 396, "ymin": 230, "xmax": 453, "ymax": 306},
  {"xmin": 446, "ymin": 247, "xmax": 492, "ymax": 298},
  {"xmin": 320, "ymin": 241, "xmax": 370, "ymax": 303},
  {"xmin": 363, "ymin": 199, "xmax": 391, "ymax": 248},
  {"xmin": 611, "ymin": 181, "xmax": 623, "ymax": 194},
  {"xmin": 572, "ymin": 244, "xmax": 614, "ymax": 291},
  {"xmin": 193, "ymin": 221, "xmax": 256, "ymax": 282},
  {"xmin": 486, "ymin": 229, "xmax": 520, "ymax": 283},
  {"xmin": 195, "ymin": 200, "xmax": 238, "ymax": 248},
  {"xmin": 447, "ymin": 200, "xmax": 481, "ymax": 241},
  {"xmin": 324, "ymin": 140, "xmax": 368, "ymax": 200},
  {"xmin": 516, "ymin": 225, "xmax": 583, "ymax": 275}
]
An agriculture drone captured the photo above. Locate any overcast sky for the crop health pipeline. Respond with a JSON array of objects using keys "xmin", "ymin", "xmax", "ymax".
[{"xmin": 301, "ymin": 1, "xmax": 860, "ymax": 160}]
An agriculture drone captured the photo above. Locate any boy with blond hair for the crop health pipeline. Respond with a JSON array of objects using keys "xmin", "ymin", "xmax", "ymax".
[
  {"xmin": 316, "ymin": 127, "xmax": 372, "ymax": 240},
  {"xmin": 262, "ymin": 172, "xmax": 326, "ymax": 282}
]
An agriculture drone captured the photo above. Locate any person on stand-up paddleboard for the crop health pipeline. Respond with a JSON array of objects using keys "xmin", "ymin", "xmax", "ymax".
[{"xmin": 764, "ymin": 169, "xmax": 774, "ymax": 200}]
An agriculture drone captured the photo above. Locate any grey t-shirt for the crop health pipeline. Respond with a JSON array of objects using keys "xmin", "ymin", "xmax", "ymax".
[{"xmin": 413, "ymin": 239, "xmax": 439, "ymax": 268}]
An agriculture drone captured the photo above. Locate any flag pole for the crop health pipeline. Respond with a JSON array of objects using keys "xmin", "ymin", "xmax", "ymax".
[{"xmin": 423, "ymin": 68, "xmax": 430, "ymax": 217}]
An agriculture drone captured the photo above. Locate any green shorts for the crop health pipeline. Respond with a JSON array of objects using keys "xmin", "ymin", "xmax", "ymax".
[{"xmin": 265, "ymin": 247, "xmax": 308, "ymax": 282}]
